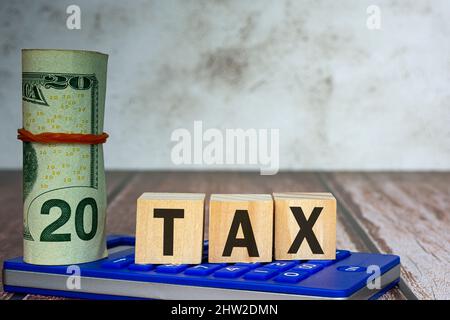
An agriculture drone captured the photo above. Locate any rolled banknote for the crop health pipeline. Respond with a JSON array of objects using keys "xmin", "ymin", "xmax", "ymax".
[{"xmin": 21, "ymin": 49, "xmax": 108, "ymax": 265}]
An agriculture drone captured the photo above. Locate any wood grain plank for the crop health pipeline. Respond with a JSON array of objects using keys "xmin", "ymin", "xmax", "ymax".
[
  {"xmin": 0, "ymin": 170, "xmax": 22, "ymax": 299},
  {"xmin": 322, "ymin": 172, "xmax": 450, "ymax": 300},
  {"xmin": 0, "ymin": 292, "xmax": 14, "ymax": 300},
  {"xmin": 106, "ymin": 171, "xmax": 135, "ymax": 198}
]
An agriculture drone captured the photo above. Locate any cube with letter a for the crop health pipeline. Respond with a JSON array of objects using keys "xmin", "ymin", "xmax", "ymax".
[
  {"xmin": 208, "ymin": 194, "xmax": 273, "ymax": 263},
  {"xmin": 273, "ymin": 192, "xmax": 336, "ymax": 260},
  {"xmin": 135, "ymin": 193, "xmax": 205, "ymax": 264}
]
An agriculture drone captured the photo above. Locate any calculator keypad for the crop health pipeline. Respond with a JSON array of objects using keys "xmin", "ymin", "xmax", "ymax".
[
  {"xmin": 306, "ymin": 259, "xmax": 334, "ymax": 266},
  {"xmin": 337, "ymin": 265, "xmax": 367, "ymax": 272},
  {"xmin": 5, "ymin": 235, "xmax": 402, "ymax": 300},
  {"xmin": 335, "ymin": 250, "xmax": 351, "ymax": 261},
  {"xmin": 264, "ymin": 261, "xmax": 297, "ymax": 271},
  {"xmin": 243, "ymin": 267, "xmax": 278, "ymax": 281},
  {"xmin": 101, "ymin": 256, "xmax": 133, "ymax": 269},
  {"xmin": 185, "ymin": 264, "xmax": 223, "ymax": 276},
  {"xmin": 234, "ymin": 262, "xmax": 262, "ymax": 269},
  {"xmin": 291, "ymin": 263, "xmax": 323, "ymax": 274},
  {"xmin": 155, "ymin": 264, "xmax": 189, "ymax": 274},
  {"xmin": 101, "ymin": 249, "xmax": 357, "ymax": 285},
  {"xmin": 213, "ymin": 266, "xmax": 250, "ymax": 278},
  {"xmin": 128, "ymin": 263, "xmax": 154, "ymax": 271},
  {"xmin": 274, "ymin": 270, "xmax": 310, "ymax": 283}
]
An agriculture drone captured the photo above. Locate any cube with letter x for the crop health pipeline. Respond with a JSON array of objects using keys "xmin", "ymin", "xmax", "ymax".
[
  {"xmin": 135, "ymin": 193, "xmax": 205, "ymax": 264},
  {"xmin": 208, "ymin": 194, "xmax": 273, "ymax": 263},
  {"xmin": 273, "ymin": 193, "xmax": 336, "ymax": 260}
]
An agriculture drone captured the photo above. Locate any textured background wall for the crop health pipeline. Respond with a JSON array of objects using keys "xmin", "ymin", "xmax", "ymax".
[{"xmin": 1, "ymin": 0, "xmax": 449, "ymax": 170}]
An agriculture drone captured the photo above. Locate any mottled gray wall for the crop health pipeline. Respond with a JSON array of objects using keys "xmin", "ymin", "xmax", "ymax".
[{"xmin": 1, "ymin": 0, "xmax": 449, "ymax": 170}]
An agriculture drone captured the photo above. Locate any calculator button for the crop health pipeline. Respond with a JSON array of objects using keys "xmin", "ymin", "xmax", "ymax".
[
  {"xmin": 184, "ymin": 264, "xmax": 223, "ymax": 276},
  {"xmin": 274, "ymin": 270, "xmax": 309, "ymax": 283},
  {"xmin": 337, "ymin": 266, "xmax": 367, "ymax": 272},
  {"xmin": 335, "ymin": 250, "xmax": 351, "ymax": 261},
  {"xmin": 243, "ymin": 267, "xmax": 278, "ymax": 281},
  {"xmin": 155, "ymin": 264, "xmax": 189, "ymax": 274},
  {"xmin": 264, "ymin": 261, "xmax": 297, "ymax": 271},
  {"xmin": 101, "ymin": 257, "xmax": 133, "ymax": 269},
  {"xmin": 213, "ymin": 266, "xmax": 250, "ymax": 278},
  {"xmin": 234, "ymin": 262, "xmax": 262, "ymax": 269},
  {"xmin": 292, "ymin": 263, "xmax": 323, "ymax": 274},
  {"xmin": 306, "ymin": 259, "xmax": 334, "ymax": 266},
  {"xmin": 128, "ymin": 263, "xmax": 154, "ymax": 271}
]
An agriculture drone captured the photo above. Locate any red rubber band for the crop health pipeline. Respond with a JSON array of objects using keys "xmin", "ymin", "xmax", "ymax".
[{"xmin": 17, "ymin": 128, "xmax": 108, "ymax": 145}]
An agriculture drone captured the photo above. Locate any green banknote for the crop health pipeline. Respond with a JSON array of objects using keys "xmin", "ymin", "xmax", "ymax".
[{"xmin": 21, "ymin": 49, "xmax": 108, "ymax": 265}]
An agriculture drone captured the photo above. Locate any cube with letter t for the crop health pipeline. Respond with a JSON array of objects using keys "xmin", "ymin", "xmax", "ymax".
[
  {"xmin": 208, "ymin": 194, "xmax": 273, "ymax": 263},
  {"xmin": 135, "ymin": 193, "xmax": 205, "ymax": 264},
  {"xmin": 273, "ymin": 192, "xmax": 336, "ymax": 260}
]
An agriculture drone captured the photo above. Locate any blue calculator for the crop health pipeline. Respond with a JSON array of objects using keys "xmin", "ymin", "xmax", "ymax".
[{"xmin": 3, "ymin": 235, "xmax": 400, "ymax": 300}]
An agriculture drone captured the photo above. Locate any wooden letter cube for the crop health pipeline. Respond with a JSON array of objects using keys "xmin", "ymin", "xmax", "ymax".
[
  {"xmin": 208, "ymin": 194, "xmax": 273, "ymax": 263},
  {"xmin": 273, "ymin": 192, "xmax": 336, "ymax": 260},
  {"xmin": 135, "ymin": 193, "xmax": 205, "ymax": 264}
]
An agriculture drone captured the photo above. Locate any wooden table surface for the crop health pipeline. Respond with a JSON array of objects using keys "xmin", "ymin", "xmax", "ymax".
[{"xmin": 1, "ymin": 171, "xmax": 449, "ymax": 300}]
